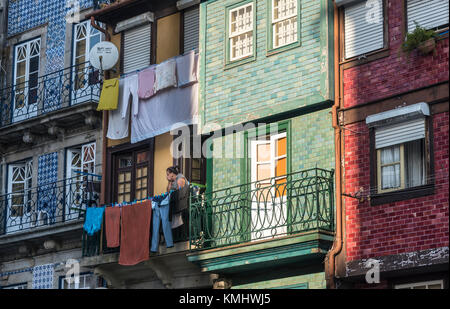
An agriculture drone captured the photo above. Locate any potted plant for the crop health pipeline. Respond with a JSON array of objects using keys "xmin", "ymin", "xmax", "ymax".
[{"xmin": 401, "ymin": 22, "xmax": 437, "ymax": 56}]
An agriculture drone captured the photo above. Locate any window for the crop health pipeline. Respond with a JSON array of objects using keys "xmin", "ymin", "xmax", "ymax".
[
  {"xmin": 377, "ymin": 139, "xmax": 426, "ymax": 193},
  {"xmin": 13, "ymin": 38, "xmax": 41, "ymax": 122},
  {"xmin": 228, "ymin": 2, "xmax": 254, "ymax": 62},
  {"xmin": 395, "ymin": 280, "xmax": 444, "ymax": 289},
  {"xmin": 65, "ymin": 142, "xmax": 98, "ymax": 220},
  {"xmin": 344, "ymin": 0, "xmax": 384, "ymax": 59},
  {"xmin": 59, "ymin": 273, "xmax": 104, "ymax": 289},
  {"xmin": 72, "ymin": 20, "xmax": 102, "ymax": 102},
  {"xmin": 271, "ymin": 0, "xmax": 298, "ymax": 49},
  {"xmin": 6, "ymin": 160, "xmax": 33, "ymax": 233},
  {"xmin": 123, "ymin": 23, "xmax": 152, "ymax": 73},
  {"xmin": 367, "ymin": 103, "xmax": 432, "ymax": 200},
  {"xmin": 114, "ymin": 149, "xmax": 152, "ymax": 204},
  {"xmin": 250, "ymin": 131, "xmax": 288, "ymax": 240},
  {"xmin": 406, "ymin": 0, "xmax": 449, "ymax": 33}
]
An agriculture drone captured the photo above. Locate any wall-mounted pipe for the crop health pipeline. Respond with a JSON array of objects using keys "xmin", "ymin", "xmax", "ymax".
[{"xmin": 325, "ymin": 1, "xmax": 344, "ymax": 289}]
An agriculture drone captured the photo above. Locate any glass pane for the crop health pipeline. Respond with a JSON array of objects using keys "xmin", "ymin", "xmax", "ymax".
[
  {"xmin": 405, "ymin": 139, "xmax": 425, "ymax": 188},
  {"xmin": 118, "ymin": 184, "xmax": 124, "ymax": 194},
  {"xmin": 276, "ymin": 137, "xmax": 287, "ymax": 157},
  {"xmin": 276, "ymin": 157, "xmax": 287, "ymax": 177},
  {"xmin": 76, "ymin": 40, "xmax": 86, "ymax": 58},
  {"xmin": 192, "ymin": 169, "xmax": 201, "ymax": 182},
  {"xmin": 428, "ymin": 284, "xmax": 442, "ymax": 289},
  {"xmin": 380, "ymin": 146, "xmax": 400, "ymax": 165},
  {"xmin": 192, "ymin": 158, "xmax": 201, "ymax": 169},
  {"xmin": 136, "ymin": 179, "xmax": 142, "ymax": 190},
  {"xmin": 119, "ymin": 157, "xmax": 132, "ymax": 168},
  {"xmin": 413, "ymin": 286, "xmax": 426, "ymax": 289},
  {"xmin": 90, "ymin": 35, "xmax": 100, "ymax": 53},
  {"xmin": 255, "ymin": 182, "xmax": 271, "ymax": 203},
  {"xmin": 29, "ymin": 56, "xmax": 39, "ymax": 73},
  {"xmin": 16, "ymin": 61, "xmax": 26, "ymax": 78},
  {"xmin": 257, "ymin": 143, "xmax": 271, "ymax": 162},
  {"xmin": 125, "ymin": 172, "xmax": 131, "ymax": 182},
  {"xmin": 257, "ymin": 164, "xmax": 271, "ymax": 181},
  {"xmin": 136, "ymin": 151, "xmax": 149, "ymax": 164},
  {"xmin": 125, "ymin": 183, "xmax": 131, "ymax": 193},
  {"xmin": 118, "ymin": 173, "xmax": 124, "ymax": 183},
  {"xmin": 136, "ymin": 168, "xmax": 142, "ymax": 178},
  {"xmin": 381, "ymin": 164, "xmax": 401, "ymax": 189}
]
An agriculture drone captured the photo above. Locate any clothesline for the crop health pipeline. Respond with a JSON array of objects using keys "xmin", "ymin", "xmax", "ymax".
[{"xmin": 119, "ymin": 49, "xmax": 198, "ymax": 79}]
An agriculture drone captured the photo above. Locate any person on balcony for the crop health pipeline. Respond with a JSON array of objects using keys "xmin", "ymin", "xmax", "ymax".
[{"xmin": 166, "ymin": 166, "xmax": 189, "ymax": 230}]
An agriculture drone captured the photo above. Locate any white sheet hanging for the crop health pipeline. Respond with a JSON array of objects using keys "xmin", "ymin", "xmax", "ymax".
[{"xmin": 131, "ymin": 82, "xmax": 199, "ymax": 144}]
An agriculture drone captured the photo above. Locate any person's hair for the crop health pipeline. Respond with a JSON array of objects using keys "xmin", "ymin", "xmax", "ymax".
[{"xmin": 166, "ymin": 166, "xmax": 180, "ymax": 175}]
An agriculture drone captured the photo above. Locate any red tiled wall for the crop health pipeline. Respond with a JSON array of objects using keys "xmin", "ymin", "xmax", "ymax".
[
  {"xmin": 343, "ymin": 0, "xmax": 449, "ymax": 108},
  {"xmin": 345, "ymin": 112, "xmax": 449, "ymax": 261}
]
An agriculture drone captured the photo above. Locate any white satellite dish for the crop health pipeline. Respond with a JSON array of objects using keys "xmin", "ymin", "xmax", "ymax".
[{"xmin": 89, "ymin": 41, "xmax": 119, "ymax": 71}]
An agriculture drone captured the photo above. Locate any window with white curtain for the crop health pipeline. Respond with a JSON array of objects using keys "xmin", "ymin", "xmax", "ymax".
[
  {"xmin": 375, "ymin": 120, "xmax": 427, "ymax": 193},
  {"xmin": 228, "ymin": 2, "xmax": 254, "ymax": 62},
  {"xmin": 271, "ymin": 0, "xmax": 298, "ymax": 49}
]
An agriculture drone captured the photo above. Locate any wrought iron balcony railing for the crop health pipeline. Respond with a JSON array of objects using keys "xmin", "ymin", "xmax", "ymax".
[
  {"xmin": 189, "ymin": 168, "xmax": 335, "ymax": 250},
  {"xmin": 0, "ymin": 62, "xmax": 102, "ymax": 128},
  {"xmin": 0, "ymin": 174, "xmax": 101, "ymax": 236}
]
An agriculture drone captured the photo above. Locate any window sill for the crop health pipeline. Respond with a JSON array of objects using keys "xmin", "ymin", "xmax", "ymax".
[
  {"xmin": 224, "ymin": 54, "xmax": 256, "ymax": 70},
  {"xmin": 369, "ymin": 183, "xmax": 435, "ymax": 206},
  {"xmin": 266, "ymin": 41, "xmax": 301, "ymax": 57},
  {"xmin": 340, "ymin": 48, "xmax": 390, "ymax": 70}
]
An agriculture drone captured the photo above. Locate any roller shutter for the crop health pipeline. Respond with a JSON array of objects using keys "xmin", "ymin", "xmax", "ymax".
[
  {"xmin": 407, "ymin": 0, "xmax": 449, "ymax": 33},
  {"xmin": 123, "ymin": 24, "xmax": 152, "ymax": 74},
  {"xmin": 183, "ymin": 6, "xmax": 199, "ymax": 52}
]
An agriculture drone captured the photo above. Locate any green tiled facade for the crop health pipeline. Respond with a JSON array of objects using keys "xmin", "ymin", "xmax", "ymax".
[
  {"xmin": 199, "ymin": 0, "xmax": 334, "ymax": 130},
  {"xmin": 212, "ymin": 109, "xmax": 335, "ymax": 191},
  {"xmin": 192, "ymin": 0, "xmax": 336, "ymax": 290}
]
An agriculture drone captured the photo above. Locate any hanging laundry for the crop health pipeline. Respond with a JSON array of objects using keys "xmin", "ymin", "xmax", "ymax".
[
  {"xmin": 105, "ymin": 206, "xmax": 121, "ymax": 248},
  {"xmin": 138, "ymin": 67, "xmax": 156, "ymax": 99},
  {"xmin": 122, "ymin": 73, "xmax": 140, "ymax": 116},
  {"xmin": 151, "ymin": 194, "xmax": 174, "ymax": 253},
  {"xmin": 176, "ymin": 50, "xmax": 197, "ymax": 87},
  {"xmin": 107, "ymin": 79, "xmax": 130, "ymax": 140},
  {"xmin": 97, "ymin": 78, "xmax": 120, "ymax": 111},
  {"xmin": 83, "ymin": 206, "xmax": 105, "ymax": 236},
  {"xmin": 32, "ymin": 264, "xmax": 54, "ymax": 289},
  {"xmin": 119, "ymin": 201, "xmax": 152, "ymax": 266},
  {"xmin": 131, "ymin": 82, "xmax": 199, "ymax": 144},
  {"xmin": 154, "ymin": 58, "xmax": 177, "ymax": 93}
]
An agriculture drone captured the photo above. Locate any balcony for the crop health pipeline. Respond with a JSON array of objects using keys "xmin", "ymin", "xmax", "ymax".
[
  {"xmin": 0, "ymin": 63, "xmax": 102, "ymax": 148},
  {"xmin": 0, "ymin": 174, "xmax": 101, "ymax": 238},
  {"xmin": 187, "ymin": 168, "xmax": 335, "ymax": 274}
]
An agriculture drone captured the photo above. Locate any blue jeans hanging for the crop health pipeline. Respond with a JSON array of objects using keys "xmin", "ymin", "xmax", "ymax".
[{"xmin": 151, "ymin": 195, "xmax": 174, "ymax": 252}]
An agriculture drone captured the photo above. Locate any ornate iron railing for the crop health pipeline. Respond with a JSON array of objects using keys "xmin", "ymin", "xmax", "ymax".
[
  {"xmin": 0, "ymin": 174, "xmax": 101, "ymax": 235},
  {"xmin": 189, "ymin": 168, "xmax": 334, "ymax": 250},
  {"xmin": 0, "ymin": 62, "xmax": 102, "ymax": 128}
]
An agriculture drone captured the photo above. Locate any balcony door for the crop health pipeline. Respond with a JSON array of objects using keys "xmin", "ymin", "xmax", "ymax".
[
  {"xmin": 12, "ymin": 38, "xmax": 40, "ymax": 123},
  {"xmin": 65, "ymin": 142, "xmax": 97, "ymax": 221},
  {"xmin": 6, "ymin": 161, "xmax": 33, "ymax": 233},
  {"xmin": 72, "ymin": 20, "xmax": 102, "ymax": 104},
  {"xmin": 250, "ymin": 132, "xmax": 288, "ymax": 241}
]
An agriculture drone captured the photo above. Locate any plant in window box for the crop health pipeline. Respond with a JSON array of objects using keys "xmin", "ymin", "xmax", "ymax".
[{"xmin": 401, "ymin": 22, "xmax": 437, "ymax": 56}]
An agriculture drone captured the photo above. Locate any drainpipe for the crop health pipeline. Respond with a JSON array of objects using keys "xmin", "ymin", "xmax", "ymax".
[
  {"xmin": 325, "ymin": 2, "xmax": 343, "ymax": 289},
  {"xmin": 90, "ymin": 16, "xmax": 110, "ymax": 206}
]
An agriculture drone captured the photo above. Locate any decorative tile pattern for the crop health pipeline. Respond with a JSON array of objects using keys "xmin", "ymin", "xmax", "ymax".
[
  {"xmin": 37, "ymin": 152, "xmax": 58, "ymax": 220},
  {"xmin": 8, "ymin": 0, "xmax": 95, "ymax": 73},
  {"xmin": 32, "ymin": 264, "xmax": 54, "ymax": 289}
]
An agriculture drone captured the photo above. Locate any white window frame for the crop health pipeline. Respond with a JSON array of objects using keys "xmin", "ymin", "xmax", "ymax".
[
  {"xmin": 271, "ymin": 0, "xmax": 298, "ymax": 49},
  {"xmin": 395, "ymin": 280, "xmax": 444, "ymax": 289},
  {"xmin": 6, "ymin": 160, "xmax": 33, "ymax": 233},
  {"xmin": 13, "ymin": 38, "xmax": 41, "ymax": 122},
  {"xmin": 2, "ymin": 283, "xmax": 28, "ymax": 289},
  {"xmin": 72, "ymin": 20, "xmax": 103, "ymax": 104},
  {"xmin": 228, "ymin": 2, "xmax": 254, "ymax": 62},
  {"xmin": 60, "ymin": 273, "xmax": 96, "ymax": 289},
  {"xmin": 250, "ymin": 132, "xmax": 287, "ymax": 240}
]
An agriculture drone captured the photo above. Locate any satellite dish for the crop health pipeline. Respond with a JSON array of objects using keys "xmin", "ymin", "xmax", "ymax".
[{"xmin": 89, "ymin": 41, "xmax": 119, "ymax": 71}]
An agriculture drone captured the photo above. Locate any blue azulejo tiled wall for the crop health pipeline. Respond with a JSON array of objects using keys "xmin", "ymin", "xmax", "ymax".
[
  {"xmin": 37, "ymin": 152, "xmax": 58, "ymax": 222},
  {"xmin": 8, "ymin": 0, "xmax": 95, "ymax": 73}
]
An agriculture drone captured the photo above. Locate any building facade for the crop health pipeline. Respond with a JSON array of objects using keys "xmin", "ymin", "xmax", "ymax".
[
  {"xmin": 186, "ymin": 0, "xmax": 336, "ymax": 289},
  {"xmin": 0, "ymin": 0, "xmax": 104, "ymax": 289},
  {"xmin": 328, "ymin": 0, "xmax": 449, "ymax": 289}
]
